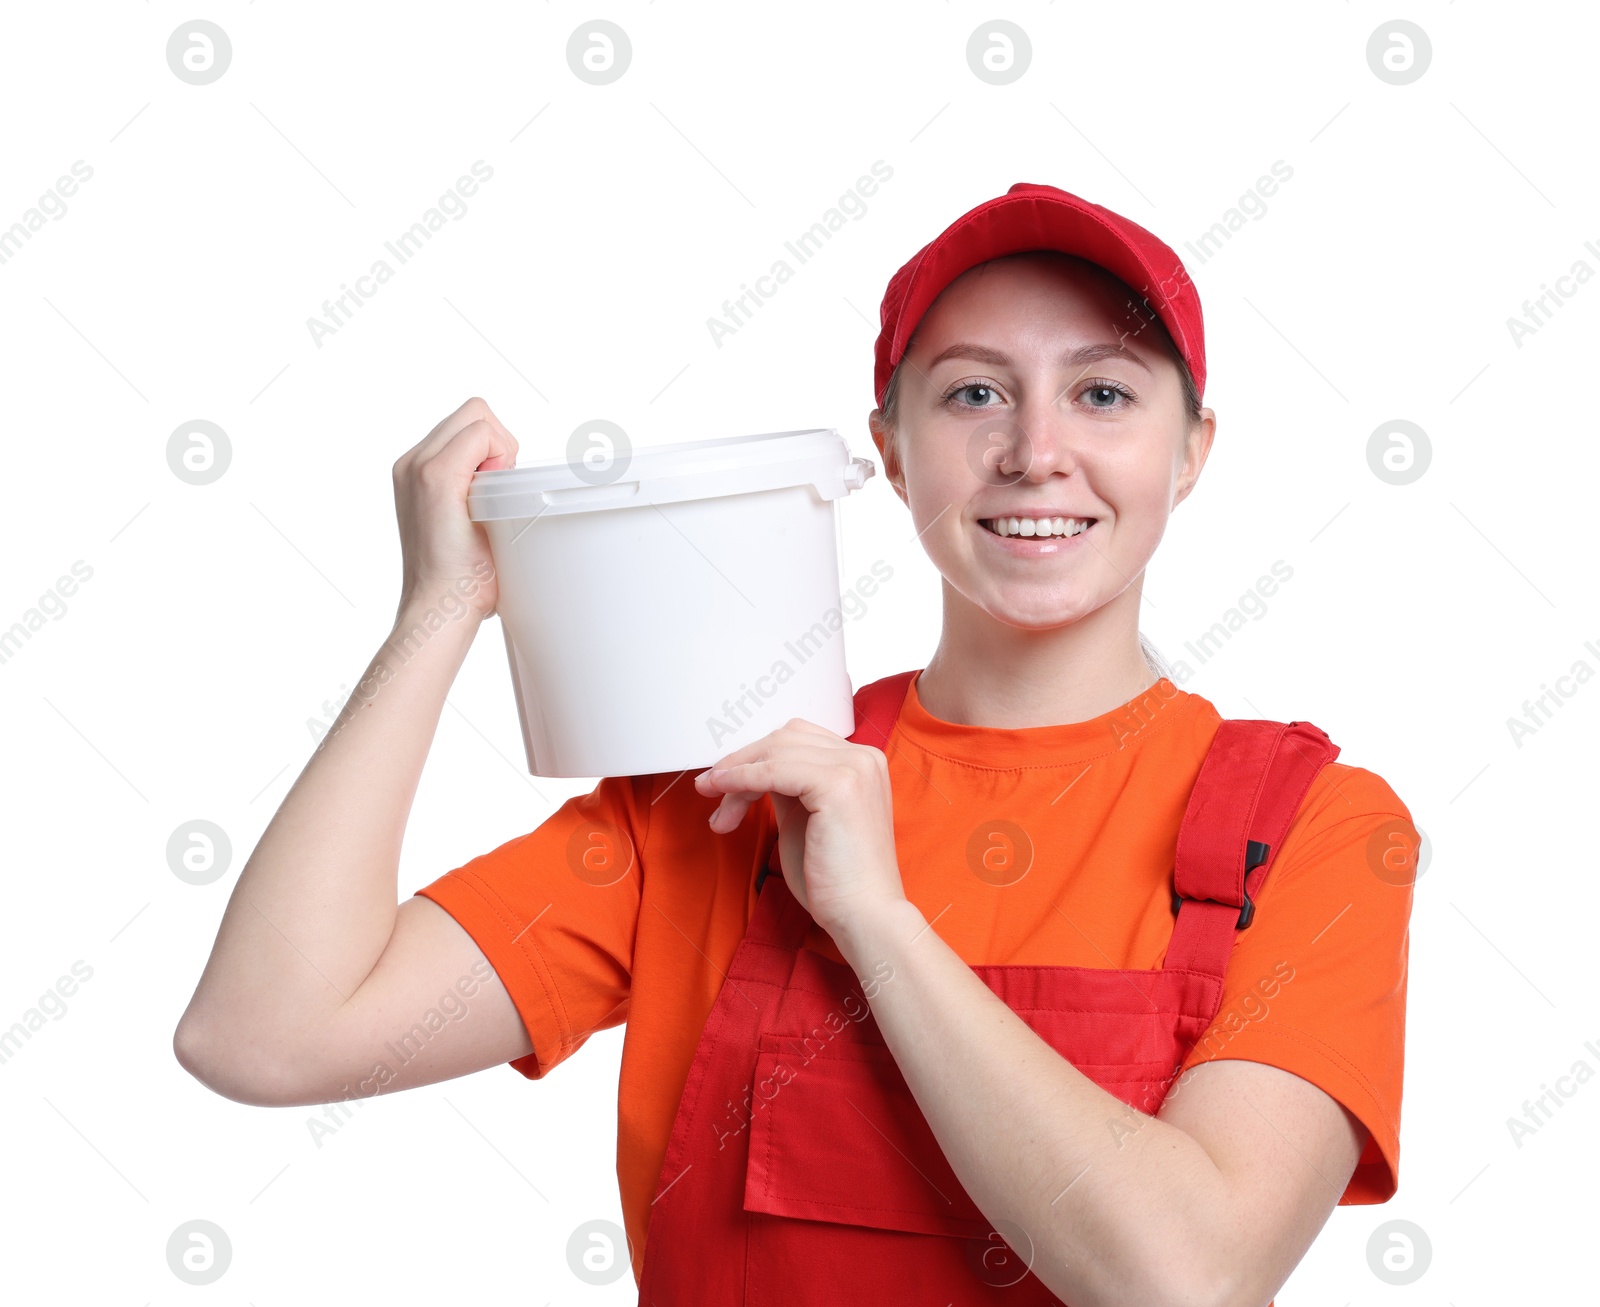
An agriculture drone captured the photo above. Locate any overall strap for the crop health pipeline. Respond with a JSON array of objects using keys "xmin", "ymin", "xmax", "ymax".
[
  {"xmin": 1164, "ymin": 719, "xmax": 1340, "ymax": 979},
  {"xmin": 750, "ymin": 671, "xmax": 918, "ymax": 941},
  {"xmin": 846, "ymin": 669, "xmax": 919, "ymax": 750}
]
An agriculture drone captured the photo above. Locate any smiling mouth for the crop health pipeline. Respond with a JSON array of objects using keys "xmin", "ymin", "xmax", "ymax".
[{"xmin": 978, "ymin": 516, "xmax": 1096, "ymax": 539}]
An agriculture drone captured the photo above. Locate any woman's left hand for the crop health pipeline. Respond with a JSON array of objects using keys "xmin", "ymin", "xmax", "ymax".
[{"xmin": 694, "ymin": 719, "xmax": 906, "ymax": 940}]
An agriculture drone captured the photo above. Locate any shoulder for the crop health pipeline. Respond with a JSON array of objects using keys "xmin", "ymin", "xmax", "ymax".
[
  {"xmin": 1281, "ymin": 761, "xmax": 1416, "ymax": 879},
  {"xmin": 1300, "ymin": 757, "xmax": 1413, "ymax": 822},
  {"xmin": 1171, "ymin": 696, "xmax": 1420, "ymax": 894},
  {"xmin": 1173, "ymin": 691, "xmax": 1418, "ymax": 870}
]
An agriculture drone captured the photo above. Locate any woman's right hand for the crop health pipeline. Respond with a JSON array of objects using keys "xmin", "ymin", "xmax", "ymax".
[{"xmin": 392, "ymin": 396, "xmax": 519, "ymax": 621}]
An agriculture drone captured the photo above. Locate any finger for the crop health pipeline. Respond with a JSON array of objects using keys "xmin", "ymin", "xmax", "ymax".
[
  {"xmin": 700, "ymin": 746, "xmax": 801, "ymax": 831},
  {"xmin": 695, "ymin": 731, "xmax": 857, "ymax": 830},
  {"xmin": 697, "ymin": 730, "xmax": 788, "ymax": 779},
  {"xmin": 411, "ymin": 418, "xmax": 518, "ymax": 492},
  {"xmin": 697, "ymin": 738, "xmax": 859, "ymax": 794},
  {"xmin": 401, "ymin": 397, "xmax": 517, "ymax": 470},
  {"xmin": 702, "ymin": 775, "xmax": 769, "ymax": 831},
  {"xmin": 398, "ymin": 399, "xmax": 482, "ymax": 470},
  {"xmin": 700, "ymin": 746, "xmax": 846, "ymax": 809},
  {"xmin": 695, "ymin": 724, "xmax": 846, "ymax": 788},
  {"xmin": 694, "ymin": 743, "xmax": 788, "ymax": 799},
  {"xmin": 452, "ymin": 416, "xmax": 518, "ymax": 473},
  {"xmin": 708, "ymin": 796, "xmax": 754, "ymax": 833},
  {"xmin": 781, "ymin": 716, "xmax": 846, "ymax": 740},
  {"xmin": 432, "ymin": 397, "xmax": 515, "ymax": 458}
]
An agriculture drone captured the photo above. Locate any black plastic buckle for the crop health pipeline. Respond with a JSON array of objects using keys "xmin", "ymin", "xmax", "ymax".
[
  {"xmin": 1171, "ymin": 839, "xmax": 1270, "ymax": 929},
  {"xmin": 756, "ymin": 848, "xmax": 782, "ymax": 896}
]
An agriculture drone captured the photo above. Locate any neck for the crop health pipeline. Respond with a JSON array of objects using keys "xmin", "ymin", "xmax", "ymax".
[{"xmin": 915, "ymin": 583, "xmax": 1160, "ymax": 729}]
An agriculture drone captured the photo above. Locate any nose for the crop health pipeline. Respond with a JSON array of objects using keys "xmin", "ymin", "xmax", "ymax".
[{"xmin": 987, "ymin": 390, "xmax": 1080, "ymax": 484}]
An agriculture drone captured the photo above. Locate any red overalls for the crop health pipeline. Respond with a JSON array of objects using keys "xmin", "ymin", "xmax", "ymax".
[{"xmin": 636, "ymin": 671, "xmax": 1338, "ymax": 1304}]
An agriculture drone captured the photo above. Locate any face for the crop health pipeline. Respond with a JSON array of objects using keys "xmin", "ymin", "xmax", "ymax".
[{"xmin": 869, "ymin": 252, "xmax": 1215, "ymax": 632}]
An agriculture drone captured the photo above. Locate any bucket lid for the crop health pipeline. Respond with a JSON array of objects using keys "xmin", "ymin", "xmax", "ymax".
[{"xmin": 467, "ymin": 427, "xmax": 875, "ymax": 522}]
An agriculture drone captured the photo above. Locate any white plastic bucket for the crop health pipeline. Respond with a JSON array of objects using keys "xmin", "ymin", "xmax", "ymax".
[{"xmin": 467, "ymin": 428, "xmax": 876, "ymax": 778}]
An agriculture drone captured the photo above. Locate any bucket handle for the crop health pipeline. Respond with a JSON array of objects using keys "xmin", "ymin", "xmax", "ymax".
[
  {"xmin": 536, "ymin": 480, "xmax": 643, "ymax": 510},
  {"xmin": 842, "ymin": 456, "xmax": 874, "ymax": 492}
]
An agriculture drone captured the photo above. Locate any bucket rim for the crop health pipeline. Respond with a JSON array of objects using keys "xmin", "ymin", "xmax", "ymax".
[{"xmin": 467, "ymin": 427, "xmax": 873, "ymax": 521}]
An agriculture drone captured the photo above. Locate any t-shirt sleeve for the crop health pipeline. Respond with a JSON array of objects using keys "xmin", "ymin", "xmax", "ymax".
[
  {"xmin": 1174, "ymin": 762, "xmax": 1417, "ymax": 1205},
  {"xmin": 410, "ymin": 773, "xmax": 651, "ymax": 1080}
]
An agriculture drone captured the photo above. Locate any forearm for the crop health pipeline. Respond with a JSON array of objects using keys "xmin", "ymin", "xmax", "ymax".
[
  {"xmin": 176, "ymin": 590, "xmax": 482, "ymax": 1076},
  {"xmin": 833, "ymin": 898, "xmax": 1233, "ymax": 1307}
]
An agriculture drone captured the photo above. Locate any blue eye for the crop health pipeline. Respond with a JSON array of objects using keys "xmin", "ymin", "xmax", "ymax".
[
  {"xmin": 943, "ymin": 383, "xmax": 999, "ymax": 409},
  {"xmin": 1081, "ymin": 381, "xmax": 1133, "ymax": 409}
]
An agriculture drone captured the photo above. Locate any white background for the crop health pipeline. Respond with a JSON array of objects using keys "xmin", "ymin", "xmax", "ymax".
[{"xmin": 2, "ymin": 1, "xmax": 1595, "ymax": 1301}]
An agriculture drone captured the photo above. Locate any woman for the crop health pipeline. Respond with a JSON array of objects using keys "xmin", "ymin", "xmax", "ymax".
[{"xmin": 174, "ymin": 183, "xmax": 1416, "ymax": 1306}]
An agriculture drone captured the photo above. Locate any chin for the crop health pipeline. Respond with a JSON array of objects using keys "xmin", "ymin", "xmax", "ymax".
[{"xmin": 976, "ymin": 585, "xmax": 1103, "ymax": 631}]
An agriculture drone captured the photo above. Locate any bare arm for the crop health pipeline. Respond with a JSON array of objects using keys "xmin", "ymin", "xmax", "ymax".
[
  {"xmin": 173, "ymin": 397, "xmax": 530, "ymax": 1107},
  {"xmin": 833, "ymin": 896, "xmax": 1364, "ymax": 1307}
]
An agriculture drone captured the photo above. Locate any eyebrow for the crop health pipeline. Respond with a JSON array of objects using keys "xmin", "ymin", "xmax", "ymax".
[{"xmin": 924, "ymin": 341, "xmax": 1153, "ymax": 375}]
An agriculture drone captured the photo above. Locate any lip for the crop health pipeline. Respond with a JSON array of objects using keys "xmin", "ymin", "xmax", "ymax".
[{"xmin": 976, "ymin": 516, "xmax": 1097, "ymax": 555}]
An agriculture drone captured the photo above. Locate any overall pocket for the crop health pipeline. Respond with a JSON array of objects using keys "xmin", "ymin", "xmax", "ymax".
[
  {"xmin": 740, "ymin": 1031, "xmax": 1062, "ymax": 1305},
  {"xmin": 743, "ymin": 1030, "xmax": 991, "ymax": 1237}
]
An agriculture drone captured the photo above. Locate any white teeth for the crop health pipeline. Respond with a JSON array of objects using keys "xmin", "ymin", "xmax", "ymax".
[{"xmin": 983, "ymin": 516, "xmax": 1091, "ymax": 539}]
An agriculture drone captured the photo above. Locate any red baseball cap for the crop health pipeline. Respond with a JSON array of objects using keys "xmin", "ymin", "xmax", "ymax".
[{"xmin": 873, "ymin": 182, "xmax": 1206, "ymax": 408}]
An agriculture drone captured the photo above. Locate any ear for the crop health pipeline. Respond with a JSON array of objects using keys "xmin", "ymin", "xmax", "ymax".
[
  {"xmin": 868, "ymin": 408, "xmax": 908, "ymax": 505},
  {"xmin": 1172, "ymin": 407, "xmax": 1216, "ymax": 509}
]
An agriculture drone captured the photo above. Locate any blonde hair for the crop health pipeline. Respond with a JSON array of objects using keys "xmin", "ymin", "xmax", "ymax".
[{"xmin": 1139, "ymin": 632, "xmax": 1175, "ymax": 681}]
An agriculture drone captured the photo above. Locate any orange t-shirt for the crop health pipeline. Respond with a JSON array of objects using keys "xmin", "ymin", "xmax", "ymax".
[{"xmin": 413, "ymin": 671, "xmax": 1415, "ymax": 1281}]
